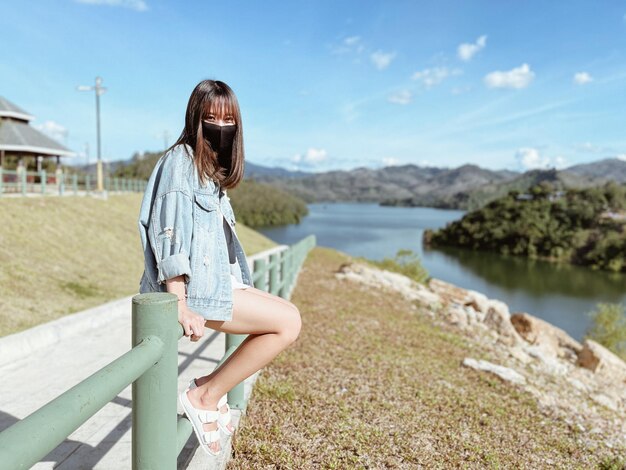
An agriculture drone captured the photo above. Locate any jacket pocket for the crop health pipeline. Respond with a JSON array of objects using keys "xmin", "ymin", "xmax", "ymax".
[{"xmin": 193, "ymin": 192, "xmax": 219, "ymax": 233}]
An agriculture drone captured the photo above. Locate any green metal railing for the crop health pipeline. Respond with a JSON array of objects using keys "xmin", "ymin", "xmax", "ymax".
[
  {"xmin": 0, "ymin": 234, "xmax": 315, "ymax": 469},
  {"xmin": 0, "ymin": 168, "xmax": 147, "ymax": 196}
]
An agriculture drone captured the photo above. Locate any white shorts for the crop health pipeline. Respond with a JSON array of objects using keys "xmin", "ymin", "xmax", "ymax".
[{"xmin": 230, "ymin": 273, "xmax": 250, "ymax": 290}]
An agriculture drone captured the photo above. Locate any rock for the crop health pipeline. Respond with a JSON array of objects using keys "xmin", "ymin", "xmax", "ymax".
[
  {"xmin": 590, "ymin": 393, "xmax": 619, "ymax": 412},
  {"xmin": 525, "ymin": 345, "xmax": 570, "ymax": 376},
  {"xmin": 428, "ymin": 278, "xmax": 471, "ymax": 304},
  {"xmin": 509, "ymin": 346, "xmax": 533, "ymax": 365},
  {"xmin": 577, "ymin": 339, "xmax": 626, "ymax": 385},
  {"xmin": 335, "ymin": 262, "xmax": 442, "ymax": 308},
  {"xmin": 510, "ymin": 312, "xmax": 582, "ymax": 361},
  {"xmin": 483, "ymin": 299, "xmax": 524, "ymax": 347},
  {"xmin": 444, "ymin": 303, "xmax": 469, "ymax": 328},
  {"xmin": 464, "ymin": 305, "xmax": 478, "ymax": 325},
  {"xmin": 464, "ymin": 289, "xmax": 490, "ymax": 316},
  {"xmin": 462, "ymin": 357, "xmax": 526, "ymax": 385}
]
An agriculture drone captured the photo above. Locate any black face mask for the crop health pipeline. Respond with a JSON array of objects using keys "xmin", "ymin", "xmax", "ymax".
[{"xmin": 201, "ymin": 122, "xmax": 236, "ymax": 167}]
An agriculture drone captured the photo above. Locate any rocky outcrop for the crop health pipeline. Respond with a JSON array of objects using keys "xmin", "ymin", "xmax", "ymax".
[
  {"xmin": 334, "ymin": 260, "xmax": 626, "ymax": 451},
  {"xmin": 510, "ymin": 312, "xmax": 583, "ymax": 362},
  {"xmin": 577, "ymin": 339, "xmax": 626, "ymax": 385}
]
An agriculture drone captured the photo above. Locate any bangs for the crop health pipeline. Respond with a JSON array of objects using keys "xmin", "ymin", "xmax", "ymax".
[{"xmin": 203, "ymin": 93, "xmax": 238, "ymax": 119}]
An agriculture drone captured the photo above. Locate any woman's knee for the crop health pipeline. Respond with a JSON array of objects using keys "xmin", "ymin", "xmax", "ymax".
[{"xmin": 280, "ymin": 302, "xmax": 301, "ymax": 344}]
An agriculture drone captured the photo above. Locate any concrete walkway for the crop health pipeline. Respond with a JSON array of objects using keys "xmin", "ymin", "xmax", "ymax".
[{"xmin": 0, "ymin": 294, "xmax": 255, "ymax": 469}]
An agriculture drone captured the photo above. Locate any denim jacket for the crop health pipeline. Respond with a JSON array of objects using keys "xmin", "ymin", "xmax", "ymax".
[{"xmin": 137, "ymin": 144, "xmax": 253, "ymax": 321}]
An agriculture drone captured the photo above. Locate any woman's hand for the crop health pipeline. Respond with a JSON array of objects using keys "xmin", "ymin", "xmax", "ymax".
[{"xmin": 178, "ymin": 304, "xmax": 206, "ymax": 342}]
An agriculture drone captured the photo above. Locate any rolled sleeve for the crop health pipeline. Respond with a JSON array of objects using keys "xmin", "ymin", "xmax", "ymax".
[{"xmin": 148, "ymin": 190, "xmax": 193, "ymax": 284}]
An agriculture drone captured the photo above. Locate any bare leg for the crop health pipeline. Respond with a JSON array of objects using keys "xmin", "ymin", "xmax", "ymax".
[{"xmin": 185, "ymin": 286, "xmax": 301, "ymax": 452}]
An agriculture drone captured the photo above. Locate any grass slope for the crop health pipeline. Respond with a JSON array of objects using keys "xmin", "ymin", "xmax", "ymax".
[
  {"xmin": 229, "ymin": 246, "xmax": 624, "ymax": 469},
  {"xmin": 0, "ymin": 193, "xmax": 276, "ymax": 337}
]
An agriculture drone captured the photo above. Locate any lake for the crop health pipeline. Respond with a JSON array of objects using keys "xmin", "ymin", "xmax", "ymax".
[{"xmin": 256, "ymin": 202, "xmax": 626, "ymax": 342}]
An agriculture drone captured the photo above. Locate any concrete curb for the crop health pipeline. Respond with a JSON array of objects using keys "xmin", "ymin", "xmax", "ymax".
[{"xmin": 0, "ymin": 294, "xmax": 135, "ymax": 369}]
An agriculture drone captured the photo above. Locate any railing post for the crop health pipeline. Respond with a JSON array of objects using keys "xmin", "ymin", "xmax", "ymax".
[
  {"xmin": 224, "ymin": 258, "xmax": 266, "ymax": 410},
  {"xmin": 40, "ymin": 169, "xmax": 46, "ymax": 195},
  {"xmin": 279, "ymin": 250, "xmax": 288, "ymax": 298},
  {"xmin": 132, "ymin": 293, "xmax": 180, "ymax": 470},
  {"xmin": 73, "ymin": 173, "xmax": 78, "ymax": 195},
  {"xmin": 57, "ymin": 168, "xmax": 64, "ymax": 196},
  {"xmin": 269, "ymin": 252, "xmax": 279, "ymax": 296}
]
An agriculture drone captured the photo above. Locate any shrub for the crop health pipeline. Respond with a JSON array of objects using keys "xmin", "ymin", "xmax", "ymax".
[
  {"xmin": 366, "ymin": 248, "xmax": 429, "ymax": 285},
  {"xmin": 584, "ymin": 302, "xmax": 626, "ymax": 361}
]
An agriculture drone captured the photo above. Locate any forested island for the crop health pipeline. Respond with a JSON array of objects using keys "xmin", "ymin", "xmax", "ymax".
[{"xmin": 423, "ymin": 181, "xmax": 626, "ymax": 272}]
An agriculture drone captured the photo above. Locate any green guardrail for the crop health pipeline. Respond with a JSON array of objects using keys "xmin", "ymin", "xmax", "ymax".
[
  {"xmin": 0, "ymin": 169, "xmax": 148, "ymax": 197},
  {"xmin": 0, "ymin": 234, "xmax": 316, "ymax": 469}
]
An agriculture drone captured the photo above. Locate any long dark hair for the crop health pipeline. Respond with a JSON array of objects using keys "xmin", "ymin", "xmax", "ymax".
[{"xmin": 168, "ymin": 79, "xmax": 245, "ymax": 189}]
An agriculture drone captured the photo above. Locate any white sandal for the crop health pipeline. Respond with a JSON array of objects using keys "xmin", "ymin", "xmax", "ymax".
[
  {"xmin": 179, "ymin": 389, "xmax": 222, "ymax": 455},
  {"xmin": 187, "ymin": 378, "xmax": 234, "ymax": 436}
]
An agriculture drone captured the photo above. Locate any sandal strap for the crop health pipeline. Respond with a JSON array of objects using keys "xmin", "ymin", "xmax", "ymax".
[
  {"xmin": 217, "ymin": 394, "xmax": 227, "ymax": 408},
  {"xmin": 202, "ymin": 429, "xmax": 220, "ymax": 445},
  {"xmin": 218, "ymin": 404, "xmax": 231, "ymax": 426},
  {"xmin": 197, "ymin": 408, "xmax": 220, "ymax": 423}
]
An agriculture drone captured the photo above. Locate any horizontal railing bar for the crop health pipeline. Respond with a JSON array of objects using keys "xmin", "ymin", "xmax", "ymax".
[{"xmin": 0, "ymin": 335, "xmax": 164, "ymax": 470}]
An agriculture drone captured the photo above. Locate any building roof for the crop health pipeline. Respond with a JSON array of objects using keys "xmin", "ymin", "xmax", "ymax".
[
  {"xmin": 0, "ymin": 118, "xmax": 75, "ymax": 157},
  {"xmin": 0, "ymin": 96, "xmax": 34, "ymax": 122}
]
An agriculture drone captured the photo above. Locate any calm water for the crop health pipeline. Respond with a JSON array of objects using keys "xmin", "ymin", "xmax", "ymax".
[{"xmin": 257, "ymin": 202, "xmax": 626, "ymax": 342}]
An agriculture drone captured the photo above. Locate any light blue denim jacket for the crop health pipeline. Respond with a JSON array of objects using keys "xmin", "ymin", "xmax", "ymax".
[{"xmin": 137, "ymin": 143, "xmax": 253, "ymax": 321}]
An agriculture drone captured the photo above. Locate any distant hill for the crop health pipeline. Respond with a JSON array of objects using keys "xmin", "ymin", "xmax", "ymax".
[
  {"xmin": 562, "ymin": 158, "xmax": 626, "ymax": 182},
  {"xmin": 251, "ymin": 163, "xmax": 521, "ymax": 207},
  {"xmin": 76, "ymin": 150, "xmax": 626, "ymax": 211},
  {"xmin": 245, "ymin": 161, "xmax": 312, "ymax": 179}
]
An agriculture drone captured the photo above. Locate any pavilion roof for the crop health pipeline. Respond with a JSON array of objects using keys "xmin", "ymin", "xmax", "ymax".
[
  {"xmin": 0, "ymin": 117, "xmax": 75, "ymax": 157},
  {"xmin": 0, "ymin": 96, "xmax": 34, "ymax": 122}
]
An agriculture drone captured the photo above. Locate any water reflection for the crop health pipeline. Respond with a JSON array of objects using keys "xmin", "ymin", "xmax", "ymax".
[{"xmin": 429, "ymin": 245, "xmax": 626, "ymax": 301}]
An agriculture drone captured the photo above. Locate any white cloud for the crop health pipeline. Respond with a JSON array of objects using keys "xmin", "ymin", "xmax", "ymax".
[
  {"xmin": 515, "ymin": 147, "xmax": 566, "ymax": 170},
  {"xmin": 382, "ymin": 157, "xmax": 402, "ymax": 166},
  {"xmin": 515, "ymin": 148, "xmax": 548, "ymax": 169},
  {"xmin": 553, "ymin": 155, "xmax": 568, "ymax": 168},
  {"xmin": 577, "ymin": 142, "xmax": 607, "ymax": 153},
  {"xmin": 484, "ymin": 63, "xmax": 534, "ymax": 89},
  {"xmin": 573, "ymin": 72, "xmax": 593, "ymax": 85},
  {"xmin": 412, "ymin": 67, "xmax": 461, "ymax": 88},
  {"xmin": 75, "ymin": 0, "xmax": 147, "ymax": 10},
  {"xmin": 387, "ymin": 90, "xmax": 412, "ymax": 105},
  {"xmin": 34, "ymin": 120, "xmax": 68, "ymax": 142},
  {"xmin": 457, "ymin": 35, "xmax": 487, "ymax": 61},
  {"xmin": 617, "ymin": 154, "xmax": 626, "ymax": 162},
  {"xmin": 332, "ymin": 35, "xmax": 364, "ymax": 54},
  {"xmin": 370, "ymin": 50, "xmax": 396, "ymax": 70},
  {"xmin": 292, "ymin": 148, "xmax": 328, "ymax": 166}
]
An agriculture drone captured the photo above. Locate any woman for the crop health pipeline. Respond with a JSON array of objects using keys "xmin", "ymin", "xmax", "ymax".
[{"xmin": 137, "ymin": 79, "xmax": 302, "ymax": 455}]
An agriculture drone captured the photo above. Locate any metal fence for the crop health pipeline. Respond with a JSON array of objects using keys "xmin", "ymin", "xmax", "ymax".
[
  {"xmin": 0, "ymin": 168, "xmax": 147, "ymax": 196},
  {"xmin": 0, "ymin": 234, "xmax": 316, "ymax": 469}
]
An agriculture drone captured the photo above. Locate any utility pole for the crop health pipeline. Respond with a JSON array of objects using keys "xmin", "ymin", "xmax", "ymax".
[
  {"xmin": 157, "ymin": 130, "xmax": 170, "ymax": 151},
  {"xmin": 77, "ymin": 77, "xmax": 107, "ymax": 192}
]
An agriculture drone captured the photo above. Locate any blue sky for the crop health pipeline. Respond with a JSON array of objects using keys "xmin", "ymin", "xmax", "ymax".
[{"xmin": 1, "ymin": 1, "xmax": 626, "ymax": 173}]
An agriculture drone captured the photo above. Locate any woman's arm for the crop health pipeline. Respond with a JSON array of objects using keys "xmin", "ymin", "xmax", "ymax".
[{"xmin": 166, "ymin": 274, "xmax": 206, "ymax": 341}]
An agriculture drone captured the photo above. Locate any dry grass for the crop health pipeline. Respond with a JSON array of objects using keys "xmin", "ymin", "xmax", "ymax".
[
  {"xmin": 0, "ymin": 193, "xmax": 276, "ymax": 337},
  {"xmin": 229, "ymin": 246, "xmax": 625, "ymax": 469}
]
